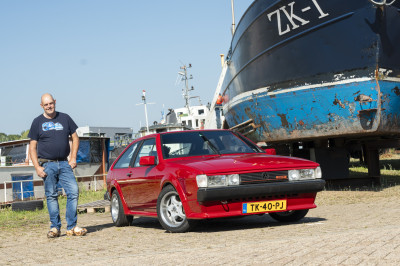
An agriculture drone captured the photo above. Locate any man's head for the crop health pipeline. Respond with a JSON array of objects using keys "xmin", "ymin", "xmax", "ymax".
[{"xmin": 40, "ymin": 93, "xmax": 56, "ymax": 118}]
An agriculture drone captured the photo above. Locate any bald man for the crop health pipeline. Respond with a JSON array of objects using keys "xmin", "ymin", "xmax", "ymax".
[{"xmin": 29, "ymin": 93, "xmax": 86, "ymax": 238}]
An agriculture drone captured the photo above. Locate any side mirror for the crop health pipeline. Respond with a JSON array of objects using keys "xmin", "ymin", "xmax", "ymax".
[
  {"xmin": 139, "ymin": 156, "xmax": 156, "ymax": 166},
  {"xmin": 264, "ymin": 148, "xmax": 276, "ymax": 155}
]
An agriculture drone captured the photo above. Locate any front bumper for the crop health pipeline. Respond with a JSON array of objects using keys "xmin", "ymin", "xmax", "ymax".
[{"xmin": 197, "ymin": 179, "xmax": 325, "ymax": 202}]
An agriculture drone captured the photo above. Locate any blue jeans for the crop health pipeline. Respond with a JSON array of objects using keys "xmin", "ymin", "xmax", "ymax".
[{"xmin": 43, "ymin": 161, "xmax": 79, "ymax": 230}]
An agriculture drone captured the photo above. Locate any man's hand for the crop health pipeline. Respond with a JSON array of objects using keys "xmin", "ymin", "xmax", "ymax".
[
  {"xmin": 69, "ymin": 159, "xmax": 77, "ymax": 169},
  {"xmin": 36, "ymin": 166, "xmax": 47, "ymax": 178}
]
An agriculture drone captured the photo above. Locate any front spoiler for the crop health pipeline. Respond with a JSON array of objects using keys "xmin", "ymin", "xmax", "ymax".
[{"xmin": 197, "ymin": 179, "xmax": 326, "ymax": 202}]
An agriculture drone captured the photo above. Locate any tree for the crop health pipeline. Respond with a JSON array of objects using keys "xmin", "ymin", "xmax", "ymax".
[
  {"xmin": 20, "ymin": 130, "xmax": 29, "ymax": 139},
  {"xmin": 0, "ymin": 130, "xmax": 30, "ymax": 143},
  {"xmin": 0, "ymin": 133, "xmax": 7, "ymax": 142},
  {"xmin": 7, "ymin": 135, "xmax": 20, "ymax": 141}
]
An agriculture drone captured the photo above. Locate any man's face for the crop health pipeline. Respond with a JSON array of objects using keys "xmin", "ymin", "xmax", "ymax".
[{"xmin": 41, "ymin": 96, "xmax": 56, "ymax": 117}]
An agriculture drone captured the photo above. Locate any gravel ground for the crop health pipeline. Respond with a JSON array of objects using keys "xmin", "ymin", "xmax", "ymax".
[{"xmin": 1, "ymin": 187, "xmax": 399, "ymax": 266}]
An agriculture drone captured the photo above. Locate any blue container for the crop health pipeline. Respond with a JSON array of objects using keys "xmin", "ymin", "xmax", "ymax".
[{"xmin": 12, "ymin": 174, "xmax": 34, "ymax": 200}]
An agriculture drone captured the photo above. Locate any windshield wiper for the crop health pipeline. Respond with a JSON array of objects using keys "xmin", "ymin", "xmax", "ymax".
[{"xmin": 199, "ymin": 133, "xmax": 221, "ymax": 155}]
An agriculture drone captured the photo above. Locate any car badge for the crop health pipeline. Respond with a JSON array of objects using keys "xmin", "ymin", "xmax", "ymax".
[{"xmin": 261, "ymin": 172, "xmax": 270, "ymax": 179}]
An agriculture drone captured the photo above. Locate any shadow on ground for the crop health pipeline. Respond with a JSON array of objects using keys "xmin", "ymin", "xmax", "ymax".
[
  {"xmin": 85, "ymin": 222, "xmax": 115, "ymax": 233},
  {"xmin": 192, "ymin": 215, "xmax": 326, "ymax": 233},
  {"xmin": 324, "ymin": 170, "xmax": 400, "ymax": 191},
  {"xmin": 115, "ymin": 215, "xmax": 326, "ymax": 233}
]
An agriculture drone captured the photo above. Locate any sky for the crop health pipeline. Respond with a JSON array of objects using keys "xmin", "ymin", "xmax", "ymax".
[{"xmin": 0, "ymin": 0, "xmax": 254, "ymax": 135}]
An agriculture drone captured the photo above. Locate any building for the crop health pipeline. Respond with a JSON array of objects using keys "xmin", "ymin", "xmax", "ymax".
[
  {"xmin": 175, "ymin": 105, "xmax": 209, "ymax": 130},
  {"xmin": 0, "ymin": 136, "xmax": 110, "ymax": 204},
  {"xmin": 76, "ymin": 126, "xmax": 133, "ymax": 148}
]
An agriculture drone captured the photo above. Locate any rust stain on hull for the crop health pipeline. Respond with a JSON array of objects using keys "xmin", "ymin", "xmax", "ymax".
[
  {"xmin": 333, "ymin": 96, "xmax": 346, "ymax": 109},
  {"xmin": 277, "ymin": 114, "xmax": 289, "ymax": 128},
  {"xmin": 392, "ymin": 86, "xmax": 400, "ymax": 96}
]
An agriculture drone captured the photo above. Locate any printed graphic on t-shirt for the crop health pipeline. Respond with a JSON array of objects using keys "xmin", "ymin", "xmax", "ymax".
[{"xmin": 42, "ymin": 122, "xmax": 64, "ymax": 131}]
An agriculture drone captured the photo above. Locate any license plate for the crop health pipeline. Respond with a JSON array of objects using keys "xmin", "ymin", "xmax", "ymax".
[{"xmin": 242, "ymin": 200, "xmax": 287, "ymax": 214}]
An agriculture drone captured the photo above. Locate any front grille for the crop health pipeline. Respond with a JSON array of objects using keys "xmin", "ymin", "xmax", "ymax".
[{"xmin": 240, "ymin": 170, "xmax": 288, "ymax": 185}]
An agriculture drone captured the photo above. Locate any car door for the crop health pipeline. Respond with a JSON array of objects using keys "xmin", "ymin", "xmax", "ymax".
[
  {"xmin": 111, "ymin": 141, "xmax": 140, "ymax": 209},
  {"xmin": 129, "ymin": 138, "xmax": 162, "ymax": 212}
]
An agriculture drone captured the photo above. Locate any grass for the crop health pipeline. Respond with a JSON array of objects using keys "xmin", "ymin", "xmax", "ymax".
[
  {"xmin": 317, "ymin": 150, "xmax": 400, "ymax": 205},
  {"xmin": 0, "ymin": 188, "xmax": 105, "ymax": 230},
  {"xmin": 349, "ymin": 152, "xmax": 400, "ymax": 187}
]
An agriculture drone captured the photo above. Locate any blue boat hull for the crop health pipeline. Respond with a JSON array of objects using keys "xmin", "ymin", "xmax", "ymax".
[
  {"xmin": 221, "ymin": 0, "xmax": 400, "ymax": 143},
  {"xmin": 227, "ymin": 78, "xmax": 400, "ymax": 142}
]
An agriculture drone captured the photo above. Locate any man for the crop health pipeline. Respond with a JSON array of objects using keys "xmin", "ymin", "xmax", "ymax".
[{"xmin": 29, "ymin": 93, "xmax": 87, "ymax": 238}]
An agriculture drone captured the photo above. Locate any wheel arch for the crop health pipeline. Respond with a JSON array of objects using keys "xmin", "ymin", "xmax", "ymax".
[
  {"xmin": 159, "ymin": 178, "xmax": 191, "ymax": 216},
  {"xmin": 109, "ymin": 181, "xmax": 130, "ymax": 215}
]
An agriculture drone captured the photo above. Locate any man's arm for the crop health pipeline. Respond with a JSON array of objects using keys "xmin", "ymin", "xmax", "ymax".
[
  {"xmin": 29, "ymin": 140, "xmax": 47, "ymax": 178},
  {"xmin": 69, "ymin": 132, "xmax": 79, "ymax": 169}
]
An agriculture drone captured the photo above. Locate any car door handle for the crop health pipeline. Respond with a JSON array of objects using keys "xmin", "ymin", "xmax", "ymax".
[{"xmin": 126, "ymin": 173, "xmax": 132, "ymax": 177}]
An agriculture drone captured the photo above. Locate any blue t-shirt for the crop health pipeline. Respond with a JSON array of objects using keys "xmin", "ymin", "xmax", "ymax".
[{"xmin": 28, "ymin": 112, "xmax": 78, "ymax": 160}]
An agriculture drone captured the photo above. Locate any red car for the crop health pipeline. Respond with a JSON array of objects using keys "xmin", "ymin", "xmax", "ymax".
[{"xmin": 106, "ymin": 130, "xmax": 325, "ymax": 233}]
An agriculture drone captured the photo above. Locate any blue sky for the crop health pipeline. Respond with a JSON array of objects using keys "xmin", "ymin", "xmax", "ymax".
[{"xmin": 0, "ymin": 0, "xmax": 254, "ymax": 135}]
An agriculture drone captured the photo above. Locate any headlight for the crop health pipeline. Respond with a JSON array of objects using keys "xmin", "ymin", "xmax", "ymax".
[
  {"xmin": 315, "ymin": 167, "xmax": 322, "ymax": 179},
  {"xmin": 300, "ymin": 169, "xmax": 315, "ymax": 179},
  {"xmin": 288, "ymin": 168, "xmax": 320, "ymax": 181},
  {"xmin": 196, "ymin": 174, "xmax": 240, "ymax": 188},
  {"xmin": 288, "ymin": 170, "xmax": 301, "ymax": 181},
  {"xmin": 196, "ymin": 174, "xmax": 208, "ymax": 188},
  {"xmin": 208, "ymin": 175, "xmax": 227, "ymax": 187},
  {"xmin": 227, "ymin": 174, "xmax": 240, "ymax": 185}
]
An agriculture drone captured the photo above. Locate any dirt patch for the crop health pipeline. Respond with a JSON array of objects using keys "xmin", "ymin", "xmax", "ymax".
[{"xmin": 1, "ymin": 189, "xmax": 400, "ymax": 265}]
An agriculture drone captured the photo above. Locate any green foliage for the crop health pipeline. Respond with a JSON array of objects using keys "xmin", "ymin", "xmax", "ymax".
[
  {"xmin": 0, "ymin": 133, "xmax": 7, "ymax": 142},
  {"xmin": 20, "ymin": 130, "xmax": 30, "ymax": 139},
  {"xmin": 0, "ymin": 189, "xmax": 105, "ymax": 230},
  {"xmin": 349, "ymin": 154, "xmax": 400, "ymax": 187},
  {"xmin": 0, "ymin": 130, "xmax": 29, "ymax": 143}
]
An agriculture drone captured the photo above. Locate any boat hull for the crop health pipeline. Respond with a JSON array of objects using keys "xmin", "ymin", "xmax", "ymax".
[
  {"xmin": 222, "ymin": 0, "xmax": 400, "ymax": 143},
  {"xmin": 226, "ymin": 77, "xmax": 400, "ymax": 142}
]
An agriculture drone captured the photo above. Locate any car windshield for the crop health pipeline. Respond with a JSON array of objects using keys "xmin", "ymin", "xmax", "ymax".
[{"xmin": 161, "ymin": 131, "xmax": 263, "ymax": 159}]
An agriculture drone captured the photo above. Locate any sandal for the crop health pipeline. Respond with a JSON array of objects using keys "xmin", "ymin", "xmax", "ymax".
[
  {"xmin": 66, "ymin": 226, "xmax": 87, "ymax": 236},
  {"xmin": 47, "ymin": 228, "xmax": 61, "ymax": 238}
]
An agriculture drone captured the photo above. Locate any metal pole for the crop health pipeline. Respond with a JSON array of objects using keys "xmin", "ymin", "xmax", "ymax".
[
  {"xmin": 185, "ymin": 67, "xmax": 190, "ymax": 113},
  {"xmin": 21, "ymin": 181, "xmax": 24, "ymax": 201},
  {"xmin": 144, "ymin": 101, "xmax": 149, "ymax": 134},
  {"xmin": 101, "ymin": 138, "xmax": 106, "ymax": 188},
  {"xmin": 231, "ymin": 0, "xmax": 236, "ymax": 36},
  {"xmin": 142, "ymin": 90, "xmax": 150, "ymax": 134},
  {"xmin": 4, "ymin": 181, "xmax": 6, "ymax": 203},
  {"xmin": 180, "ymin": 64, "xmax": 193, "ymax": 116}
]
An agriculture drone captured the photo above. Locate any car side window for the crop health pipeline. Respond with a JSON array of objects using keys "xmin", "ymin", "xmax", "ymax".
[
  {"xmin": 113, "ymin": 142, "xmax": 139, "ymax": 169},
  {"xmin": 134, "ymin": 138, "xmax": 157, "ymax": 167}
]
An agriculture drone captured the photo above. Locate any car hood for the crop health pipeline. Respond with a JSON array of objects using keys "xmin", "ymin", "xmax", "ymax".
[{"xmin": 166, "ymin": 153, "xmax": 319, "ymax": 174}]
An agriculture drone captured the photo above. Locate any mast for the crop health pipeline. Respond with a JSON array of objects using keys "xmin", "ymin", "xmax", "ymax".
[
  {"xmin": 136, "ymin": 90, "xmax": 154, "ymax": 134},
  {"xmin": 178, "ymin": 63, "xmax": 194, "ymax": 115},
  {"xmin": 141, "ymin": 90, "xmax": 150, "ymax": 134},
  {"xmin": 231, "ymin": 0, "xmax": 236, "ymax": 36}
]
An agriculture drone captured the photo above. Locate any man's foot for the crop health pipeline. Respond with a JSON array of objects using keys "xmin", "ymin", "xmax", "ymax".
[
  {"xmin": 66, "ymin": 226, "xmax": 87, "ymax": 236},
  {"xmin": 47, "ymin": 228, "xmax": 61, "ymax": 238}
]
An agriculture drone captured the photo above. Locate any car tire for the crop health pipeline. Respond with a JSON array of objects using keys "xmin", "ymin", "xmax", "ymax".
[
  {"xmin": 157, "ymin": 185, "xmax": 196, "ymax": 233},
  {"xmin": 110, "ymin": 190, "xmax": 133, "ymax": 227},
  {"xmin": 12, "ymin": 200, "xmax": 44, "ymax": 211},
  {"xmin": 269, "ymin": 209, "xmax": 309, "ymax": 222}
]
